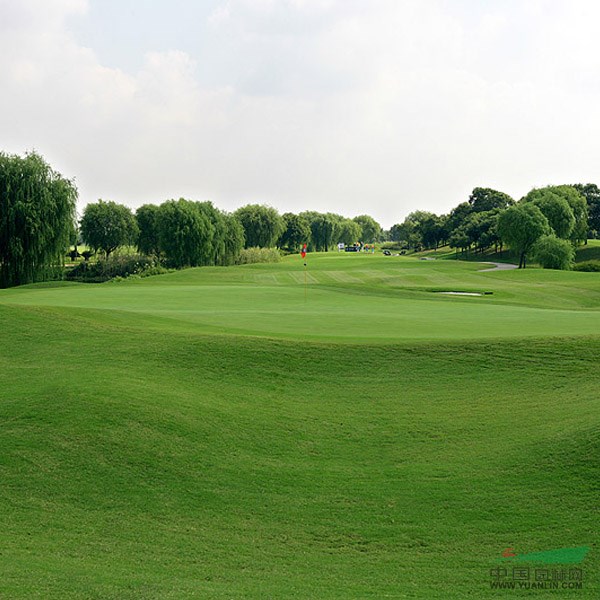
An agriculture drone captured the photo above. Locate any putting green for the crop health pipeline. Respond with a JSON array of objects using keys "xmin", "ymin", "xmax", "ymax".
[{"xmin": 1, "ymin": 254, "xmax": 599, "ymax": 342}]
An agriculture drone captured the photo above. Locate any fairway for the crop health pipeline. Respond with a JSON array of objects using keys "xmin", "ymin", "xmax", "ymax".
[
  {"xmin": 3, "ymin": 254, "xmax": 600, "ymax": 342},
  {"xmin": 0, "ymin": 253, "xmax": 598, "ymax": 599}
]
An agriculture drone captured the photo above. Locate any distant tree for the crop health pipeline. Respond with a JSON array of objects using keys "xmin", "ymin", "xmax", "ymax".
[
  {"xmin": 448, "ymin": 227, "xmax": 471, "ymax": 255},
  {"xmin": 572, "ymin": 183, "xmax": 600, "ymax": 236},
  {"xmin": 463, "ymin": 210, "xmax": 502, "ymax": 253},
  {"xmin": 523, "ymin": 189, "xmax": 575, "ymax": 240},
  {"xmin": 310, "ymin": 214, "xmax": 336, "ymax": 251},
  {"xmin": 418, "ymin": 214, "xmax": 445, "ymax": 249},
  {"xmin": 468, "ymin": 187, "xmax": 514, "ymax": 212},
  {"xmin": 389, "ymin": 220, "xmax": 421, "ymax": 250},
  {"xmin": 220, "ymin": 213, "xmax": 245, "ymax": 266},
  {"xmin": 497, "ymin": 203, "xmax": 550, "ymax": 268},
  {"xmin": 0, "ymin": 151, "xmax": 77, "ymax": 288},
  {"xmin": 156, "ymin": 199, "xmax": 214, "ymax": 268},
  {"xmin": 389, "ymin": 223, "xmax": 404, "ymax": 243},
  {"xmin": 197, "ymin": 201, "xmax": 228, "ymax": 266},
  {"xmin": 80, "ymin": 200, "xmax": 138, "ymax": 260},
  {"xmin": 554, "ymin": 186, "xmax": 588, "ymax": 245},
  {"xmin": 399, "ymin": 211, "xmax": 443, "ymax": 250},
  {"xmin": 279, "ymin": 213, "xmax": 310, "ymax": 251},
  {"xmin": 234, "ymin": 204, "xmax": 284, "ymax": 248},
  {"xmin": 336, "ymin": 218, "xmax": 362, "ymax": 245},
  {"xmin": 353, "ymin": 215, "xmax": 382, "ymax": 243},
  {"xmin": 533, "ymin": 235, "xmax": 575, "ymax": 270},
  {"xmin": 136, "ymin": 204, "xmax": 161, "ymax": 256},
  {"xmin": 446, "ymin": 202, "xmax": 472, "ymax": 233}
]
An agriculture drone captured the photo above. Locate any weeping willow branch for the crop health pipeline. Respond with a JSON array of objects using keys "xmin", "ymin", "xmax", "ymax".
[{"xmin": 0, "ymin": 151, "xmax": 77, "ymax": 288}]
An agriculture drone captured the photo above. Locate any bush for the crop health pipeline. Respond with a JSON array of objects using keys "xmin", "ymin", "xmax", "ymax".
[
  {"xmin": 380, "ymin": 241, "xmax": 407, "ymax": 251},
  {"xmin": 235, "ymin": 247, "xmax": 281, "ymax": 265},
  {"xmin": 66, "ymin": 254, "xmax": 169, "ymax": 282},
  {"xmin": 573, "ymin": 260, "xmax": 600, "ymax": 272},
  {"xmin": 533, "ymin": 235, "xmax": 575, "ymax": 270}
]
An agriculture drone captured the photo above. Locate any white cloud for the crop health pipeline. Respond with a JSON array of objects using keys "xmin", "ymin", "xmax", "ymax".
[{"xmin": 2, "ymin": 0, "xmax": 600, "ymax": 226}]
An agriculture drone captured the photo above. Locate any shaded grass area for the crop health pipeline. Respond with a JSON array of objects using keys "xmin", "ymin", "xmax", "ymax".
[
  {"xmin": 576, "ymin": 239, "xmax": 600, "ymax": 262},
  {"xmin": 0, "ymin": 301, "xmax": 598, "ymax": 598},
  {"xmin": 420, "ymin": 239, "xmax": 600, "ymax": 266}
]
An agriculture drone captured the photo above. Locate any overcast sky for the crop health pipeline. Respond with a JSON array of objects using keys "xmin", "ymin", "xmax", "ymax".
[{"xmin": 1, "ymin": 0, "xmax": 600, "ymax": 227}]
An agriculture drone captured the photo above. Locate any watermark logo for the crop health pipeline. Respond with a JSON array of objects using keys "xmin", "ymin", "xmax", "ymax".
[{"xmin": 489, "ymin": 547, "xmax": 590, "ymax": 591}]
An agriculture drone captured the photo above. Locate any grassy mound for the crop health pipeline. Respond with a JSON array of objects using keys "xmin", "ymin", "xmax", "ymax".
[{"xmin": 0, "ymin": 253, "xmax": 598, "ymax": 598}]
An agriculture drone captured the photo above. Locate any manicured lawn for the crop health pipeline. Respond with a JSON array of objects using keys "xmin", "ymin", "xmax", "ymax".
[{"xmin": 0, "ymin": 253, "xmax": 598, "ymax": 598}]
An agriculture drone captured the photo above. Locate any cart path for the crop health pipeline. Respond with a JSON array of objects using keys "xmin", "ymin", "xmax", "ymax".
[{"xmin": 478, "ymin": 262, "xmax": 519, "ymax": 272}]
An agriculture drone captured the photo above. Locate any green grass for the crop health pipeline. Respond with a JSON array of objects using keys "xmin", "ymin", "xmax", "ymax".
[
  {"xmin": 423, "ymin": 238, "xmax": 600, "ymax": 266},
  {"xmin": 0, "ymin": 253, "xmax": 598, "ymax": 598},
  {"xmin": 576, "ymin": 239, "xmax": 600, "ymax": 262}
]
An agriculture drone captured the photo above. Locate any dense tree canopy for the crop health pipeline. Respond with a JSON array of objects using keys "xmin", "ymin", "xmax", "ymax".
[
  {"xmin": 234, "ymin": 204, "xmax": 284, "ymax": 248},
  {"xmin": 524, "ymin": 188, "xmax": 575, "ymax": 240},
  {"xmin": 336, "ymin": 218, "xmax": 362, "ymax": 246},
  {"xmin": 136, "ymin": 204, "xmax": 161, "ymax": 256},
  {"xmin": 279, "ymin": 213, "xmax": 310, "ymax": 251},
  {"xmin": 353, "ymin": 215, "xmax": 381, "ymax": 243},
  {"xmin": 309, "ymin": 214, "xmax": 336, "ymax": 251},
  {"xmin": 533, "ymin": 235, "xmax": 575, "ymax": 270},
  {"xmin": 220, "ymin": 213, "xmax": 245, "ymax": 266},
  {"xmin": 156, "ymin": 199, "xmax": 214, "ymax": 268},
  {"xmin": 0, "ymin": 151, "xmax": 77, "ymax": 288},
  {"xmin": 551, "ymin": 185, "xmax": 588, "ymax": 244},
  {"xmin": 152, "ymin": 199, "xmax": 243, "ymax": 267},
  {"xmin": 572, "ymin": 183, "xmax": 600, "ymax": 235},
  {"xmin": 80, "ymin": 200, "xmax": 138, "ymax": 260},
  {"xmin": 498, "ymin": 203, "xmax": 550, "ymax": 268},
  {"xmin": 468, "ymin": 187, "xmax": 514, "ymax": 212}
]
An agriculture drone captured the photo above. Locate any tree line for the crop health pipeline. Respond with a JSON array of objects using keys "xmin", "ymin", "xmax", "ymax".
[
  {"xmin": 387, "ymin": 185, "xmax": 600, "ymax": 269},
  {"xmin": 2, "ymin": 150, "xmax": 600, "ymax": 287},
  {"xmin": 77, "ymin": 200, "xmax": 384, "ymax": 267}
]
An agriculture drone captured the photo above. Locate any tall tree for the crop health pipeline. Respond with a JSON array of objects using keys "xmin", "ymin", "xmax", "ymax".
[
  {"xmin": 549, "ymin": 185, "xmax": 588, "ymax": 244},
  {"xmin": 0, "ymin": 151, "xmax": 77, "ymax": 288},
  {"xmin": 80, "ymin": 200, "xmax": 138, "ymax": 260},
  {"xmin": 353, "ymin": 214, "xmax": 381, "ymax": 243},
  {"xmin": 468, "ymin": 187, "xmax": 514, "ymax": 212},
  {"xmin": 197, "ymin": 201, "xmax": 226, "ymax": 266},
  {"xmin": 533, "ymin": 235, "xmax": 575, "ymax": 270},
  {"xmin": 446, "ymin": 202, "xmax": 472, "ymax": 234},
  {"xmin": 234, "ymin": 204, "xmax": 284, "ymax": 248},
  {"xmin": 156, "ymin": 199, "xmax": 214, "ymax": 268},
  {"xmin": 279, "ymin": 213, "xmax": 310, "ymax": 251},
  {"xmin": 136, "ymin": 204, "xmax": 161, "ymax": 256},
  {"xmin": 572, "ymin": 183, "xmax": 600, "ymax": 235},
  {"xmin": 220, "ymin": 214, "xmax": 245, "ymax": 265},
  {"xmin": 310, "ymin": 214, "xmax": 335, "ymax": 251},
  {"xmin": 523, "ymin": 188, "xmax": 575, "ymax": 240},
  {"xmin": 497, "ymin": 203, "xmax": 550, "ymax": 268},
  {"xmin": 336, "ymin": 218, "xmax": 362, "ymax": 246}
]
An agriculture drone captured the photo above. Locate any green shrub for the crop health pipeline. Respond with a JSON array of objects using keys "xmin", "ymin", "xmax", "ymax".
[
  {"xmin": 235, "ymin": 247, "xmax": 281, "ymax": 265},
  {"xmin": 533, "ymin": 235, "xmax": 574, "ymax": 270},
  {"xmin": 380, "ymin": 241, "xmax": 407, "ymax": 251},
  {"xmin": 573, "ymin": 260, "xmax": 600, "ymax": 272},
  {"xmin": 66, "ymin": 254, "xmax": 168, "ymax": 282}
]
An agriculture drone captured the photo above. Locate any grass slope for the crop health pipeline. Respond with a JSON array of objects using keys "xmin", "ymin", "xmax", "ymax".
[{"xmin": 0, "ymin": 254, "xmax": 598, "ymax": 599}]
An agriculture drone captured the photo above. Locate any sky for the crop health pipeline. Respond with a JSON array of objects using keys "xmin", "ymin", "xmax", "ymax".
[{"xmin": 1, "ymin": 0, "xmax": 600, "ymax": 228}]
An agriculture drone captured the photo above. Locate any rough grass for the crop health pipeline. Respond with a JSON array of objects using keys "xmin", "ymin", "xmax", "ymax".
[{"xmin": 0, "ymin": 253, "xmax": 598, "ymax": 598}]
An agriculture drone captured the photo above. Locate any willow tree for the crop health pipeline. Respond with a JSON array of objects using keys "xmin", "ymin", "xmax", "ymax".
[
  {"xmin": 498, "ymin": 203, "xmax": 550, "ymax": 268},
  {"xmin": 0, "ymin": 151, "xmax": 77, "ymax": 288},
  {"xmin": 80, "ymin": 200, "xmax": 138, "ymax": 260}
]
